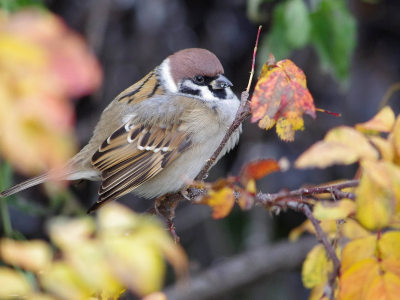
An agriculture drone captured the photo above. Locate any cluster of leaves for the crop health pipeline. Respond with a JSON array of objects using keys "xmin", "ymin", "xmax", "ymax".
[
  {"xmin": 250, "ymin": 0, "xmax": 356, "ymax": 82},
  {"xmin": 0, "ymin": 9, "xmax": 101, "ymax": 175},
  {"xmin": 0, "ymin": 202, "xmax": 187, "ymax": 299},
  {"xmin": 193, "ymin": 158, "xmax": 288, "ymax": 219},
  {"xmin": 292, "ymin": 106, "xmax": 400, "ymax": 299}
]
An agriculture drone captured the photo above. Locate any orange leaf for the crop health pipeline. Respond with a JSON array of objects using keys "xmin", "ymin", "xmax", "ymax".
[
  {"xmin": 237, "ymin": 191, "xmax": 254, "ymax": 211},
  {"xmin": 250, "ymin": 58, "xmax": 316, "ymax": 141},
  {"xmin": 197, "ymin": 187, "xmax": 235, "ymax": 219},
  {"xmin": 356, "ymin": 106, "xmax": 395, "ymax": 133},
  {"xmin": 241, "ymin": 159, "xmax": 281, "ymax": 182},
  {"xmin": 381, "ymin": 257, "xmax": 400, "ymax": 277},
  {"xmin": 341, "ymin": 236, "xmax": 377, "ymax": 273},
  {"xmin": 364, "ymin": 272, "xmax": 400, "ymax": 300},
  {"xmin": 339, "ymin": 258, "xmax": 380, "ymax": 300}
]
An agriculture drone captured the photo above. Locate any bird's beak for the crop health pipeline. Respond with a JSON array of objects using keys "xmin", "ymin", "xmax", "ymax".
[{"xmin": 210, "ymin": 74, "xmax": 233, "ymax": 89}]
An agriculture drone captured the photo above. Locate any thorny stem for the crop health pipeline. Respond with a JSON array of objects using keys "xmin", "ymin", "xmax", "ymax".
[{"xmin": 254, "ymin": 179, "xmax": 359, "ymax": 208}]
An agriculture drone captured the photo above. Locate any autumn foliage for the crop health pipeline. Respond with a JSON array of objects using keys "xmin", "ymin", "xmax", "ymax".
[{"xmin": 1, "ymin": 6, "xmax": 400, "ymax": 300}]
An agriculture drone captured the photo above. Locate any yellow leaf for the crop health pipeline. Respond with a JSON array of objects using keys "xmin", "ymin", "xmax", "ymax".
[
  {"xmin": 393, "ymin": 116, "xmax": 400, "ymax": 160},
  {"xmin": 29, "ymin": 293, "xmax": 57, "ymax": 300},
  {"xmin": 65, "ymin": 240, "xmax": 122, "ymax": 292},
  {"xmin": 356, "ymin": 106, "xmax": 395, "ymax": 133},
  {"xmin": 0, "ymin": 239, "xmax": 52, "ymax": 272},
  {"xmin": 295, "ymin": 141, "xmax": 360, "ymax": 169},
  {"xmin": 356, "ymin": 161, "xmax": 398, "ymax": 230},
  {"xmin": 198, "ymin": 187, "xmax": 235, "ymax": 219},
  {"xmin": 302, "ymin": 245, "xmax": 328, "ymax": 288},
  {"xmin": 313, "ymin": 199, "xmax": 356, "ymax": 220},
  {"xmin": 379, "ymin": 231, "xmax": 400, "ymax": 260},
  {"xmin": 97, "ymin": 202, "xmax": 141, "ymax": 234},
  {"xmin": 289, "ymin": 219, "xmax": 337, "ymax": 241},
  {"xmin": 341, "ymin": 218, "xmax": 372, "ymax": 240},
  {"xmin": 98, "ymin": 203, "xmax": 188, "ymax": 282},
  {"xmin": 246, "ymin": 178, "xmax": 257, "ymax": 193},
  {"xmin": 341, "ymin": 236, "xmax": 377, "ymax": 273},
  {"xmin": 97, "ymin": 288, "xmax": 126, "ymax": 300},
  {"xmin": 308, "ymin": 282, "xmax": 328, "ymax": 300},
  {"xmin": 142, "ymin": 292, "xmax": 168, "ymax": 300},
  {"xmin": 369, "ymin": 136, "xmax": 395, "ymax": 162},
  {"xmin": 0, "ymin": 267, "xmax": 32, "ymax": 298},
  {"xmin": 325, "ymin": 126, "xmax": 379, "ymax": 161},
  {"xmin": 103, "ymin": 236, "xmax": 165, "ymax": 296},
  {"xmin": 258, "ymin": 115, "xmax": 276, "ymax": 130},
  {"xmin": 364, "ymin": 271, "xmax": 400, "ymax": 300},
  {"xmin": 47, "ymin": 217, "xmax": 96, "ymax": 250},
  {"xmin": 276, "ymin": 117, "xmax": 295, "ymax": 141},
  {"xmin": 339, "ymin": 258, "xmax": 380, "ymax": 300},
  {"xmin": 40, "ymin": 262, "xmax": 93, "ymax": 300}
]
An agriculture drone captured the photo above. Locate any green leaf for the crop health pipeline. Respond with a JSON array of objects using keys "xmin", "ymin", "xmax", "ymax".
[
  {"xmin": 284, "ymin": 0, "xmax": 311, "ymax": 48},
  {"xmin": 310, "ymin": 0, "xmax": 356, "ymax": 82},
  {"xmin": 0, "ymin": 0, "xmax": 45, "ymax": 12},
  {"xmin": 260, "ymin": 2, "xmax": 292, "ymax": 65}
]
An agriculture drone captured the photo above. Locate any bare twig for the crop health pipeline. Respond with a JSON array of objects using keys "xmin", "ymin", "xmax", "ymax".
[
  {"xmin": 378, "ymin": 81, "xmax": 400, "ymax": 110},
  {"xmin": 301, "ymin": 205, "xmax": 340, "ymax": 300},
  {"xmin": 246, "ymin": 25, "xmax": 262, "ymax": 92},
  {"xmin": 254, "ymin": 180, "xmax": 359, "ymax": 209}
]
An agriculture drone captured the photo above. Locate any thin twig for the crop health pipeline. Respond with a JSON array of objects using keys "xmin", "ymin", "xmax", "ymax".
[
  {"xmin": 255, "ymin": 180, "xmax": 359, "ymax": 208},
  {"xmin": 301, "ymin": 205, "xmax": 340, "ymax": 300},
  {"xmin": 246, "ymin": 25, "xmax": 262, "ymax": 92},
  {"xmin": 378, "ymin": 81, "xmax": 400, "ymax": 110}
]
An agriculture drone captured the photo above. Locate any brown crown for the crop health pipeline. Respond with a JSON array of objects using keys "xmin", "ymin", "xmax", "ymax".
[{"xmin": 168, "ymin": 48, "xmax": 224, "ymax": 85}]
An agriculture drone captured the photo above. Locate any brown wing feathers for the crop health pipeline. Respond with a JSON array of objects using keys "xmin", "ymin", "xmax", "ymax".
[
  {"xmin": 87, "ymin": 119, "xmax": 192, "ymax": 213},
  {"xmin": 117, "ymin": 71, "xmax": 164, "ymax": 105}
]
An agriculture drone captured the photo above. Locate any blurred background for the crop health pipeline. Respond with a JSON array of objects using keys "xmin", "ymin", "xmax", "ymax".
[{"xmin": 2, "ymin": 0, "xmax": 400, "ymax": 299}]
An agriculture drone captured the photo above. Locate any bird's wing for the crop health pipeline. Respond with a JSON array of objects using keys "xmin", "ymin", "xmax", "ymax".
[{"xmin": 88, "ymin": 118, "xmax": 193, "ymax": 213}]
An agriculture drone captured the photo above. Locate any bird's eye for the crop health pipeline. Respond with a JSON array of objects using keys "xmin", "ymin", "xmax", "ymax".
[{"xmin": 193, "ymin": 75, "xmax": 204, "ymax": 84}]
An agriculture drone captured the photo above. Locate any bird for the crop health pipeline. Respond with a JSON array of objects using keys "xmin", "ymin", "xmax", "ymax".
[{"xmin": 0, "ymin": 48, "xmax": 241, "ymax": 214}]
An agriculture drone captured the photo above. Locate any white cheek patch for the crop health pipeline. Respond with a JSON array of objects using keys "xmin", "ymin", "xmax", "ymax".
[
  {"xmin": 180, "ymin": 80, "xmax": 221, "ymax": 102},
  {"xmin": 179, "ymin": 80, "xmax": 237, "ymax": 102},
  {"xmin": 159, "ymin": 58, "xmax": 178, "ymax": 93}
]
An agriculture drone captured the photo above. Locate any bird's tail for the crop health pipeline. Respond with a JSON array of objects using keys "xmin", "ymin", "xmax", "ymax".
[{"xmin": 0, "ymin": 169, "xmax": 76, "ymax": 198}]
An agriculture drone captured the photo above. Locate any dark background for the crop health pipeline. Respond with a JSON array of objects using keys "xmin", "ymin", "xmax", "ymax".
[{"xmin": 5, "ymin": 0, "xmax": 400, "ymax": 299}]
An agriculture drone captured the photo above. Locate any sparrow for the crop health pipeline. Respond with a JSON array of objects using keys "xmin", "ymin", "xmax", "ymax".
[{"xmin": 0, "ymin": 48, "xmax": 241, "ymax": 214}]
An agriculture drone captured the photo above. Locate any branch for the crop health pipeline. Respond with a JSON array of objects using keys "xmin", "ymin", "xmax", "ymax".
[
  {"xmin": 195, "ymin": 91, "xmax": 251, "ymax": 181},
  {"xmin": 164, "ymin": 237, "xmax": 316, "ymax": 300},
  {"xmin": 301, "ymin": 205, "xmax": 340, "ymax": 300},
  {"xmin": 255, "ymin": 180, "xmax": 359, "ymax": 210}
]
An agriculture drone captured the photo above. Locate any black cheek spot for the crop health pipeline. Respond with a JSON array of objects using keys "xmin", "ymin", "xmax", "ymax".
[
  {"xmin": 180, "ymin": 86, "xmax": 201, "ymax": 96},
  {"xmin": 208, "ymin": 86, "xmax": 227, "ymax": 100}
]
